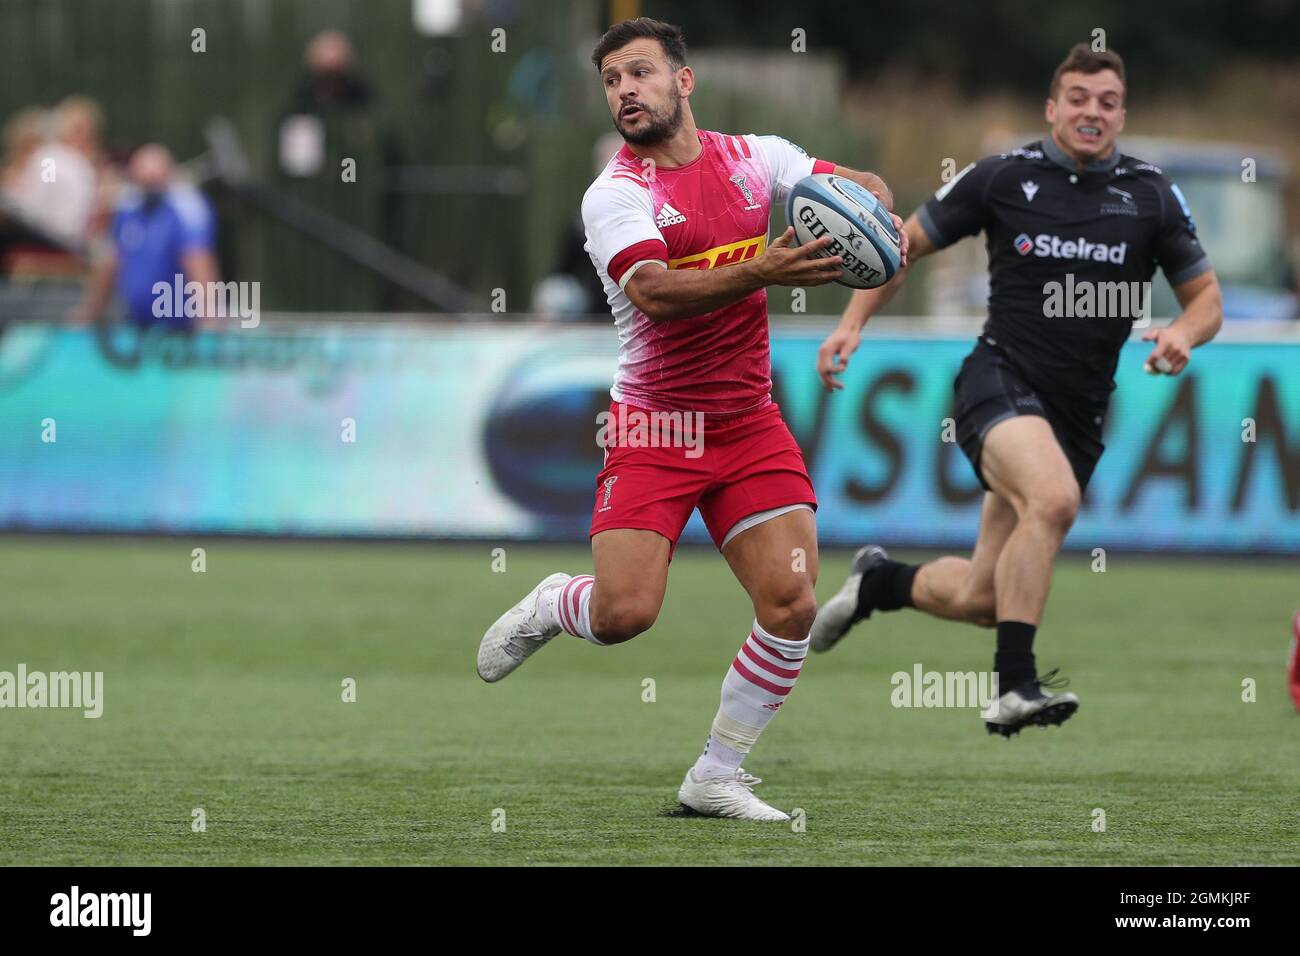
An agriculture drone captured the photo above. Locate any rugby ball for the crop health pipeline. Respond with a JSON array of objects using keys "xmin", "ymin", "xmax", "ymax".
[{"xmin": 786, "ymin": 173, "xmax": 901, "ymax": 289}]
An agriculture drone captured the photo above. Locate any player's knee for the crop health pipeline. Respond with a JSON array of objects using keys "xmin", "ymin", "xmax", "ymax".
[
  {"xmin": 759, "ymin": 585, "xmax": 818, "ymax": 640},
  {"xmin": 1026, "ymin": 487, "xmax": 1080, "ymax": 535},
  {"xmin": 590, "ymin": 599, "xmax": 657, "ymax": 645}
]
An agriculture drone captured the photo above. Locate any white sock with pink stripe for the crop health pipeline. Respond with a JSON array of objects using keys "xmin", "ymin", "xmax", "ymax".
[
  {"xmin": 693, "ymin": 620, "xmax": 809, "ymax": 779},
  {"xmin": 543, "ymin": 574, "xmax": 604, "ymax": 645}
]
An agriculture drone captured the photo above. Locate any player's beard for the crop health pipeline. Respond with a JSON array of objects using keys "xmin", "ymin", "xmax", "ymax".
[{"xmin": 616, "ymin": 96, "xmax": 684, "ymax": 146}]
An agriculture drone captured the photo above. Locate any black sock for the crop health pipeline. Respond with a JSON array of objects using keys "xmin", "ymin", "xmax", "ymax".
[
  {"xmin": 856, "ymin": 560, "xmax": 919, "ymax": 617},
  {"xmin": 994, "ymin": 621, "xmax": 1037, "ymax": 691}
]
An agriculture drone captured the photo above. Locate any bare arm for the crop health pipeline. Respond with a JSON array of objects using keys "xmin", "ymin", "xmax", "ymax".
[
  {"xmin": 1169, "ymin": 269, "xmax": 1223, "ymax": 347},
  {"xmin": 181, "ymin": 248, "xmax": 221, "ymax": 324},
  {"xmin": 70, "ymin": 248, "xmax": 118, "ymax": 325},
  {"xmin": 816, "ymin": 214, "xmax": 938, "ymax": 390},
  {"xmin": 842, "ymin": 215, "xmax": 936, "ymax": 330},
  {"xmin": 183, "ymin": 248, "xmax": 220, "ymax": 288},
  {"xmin": 1140, "ymin": 269, "xmax": 1223, "ymax": 374},
  {"xmin": 625, "ymin": 228, "xmax": 842, "ymax": 322}
]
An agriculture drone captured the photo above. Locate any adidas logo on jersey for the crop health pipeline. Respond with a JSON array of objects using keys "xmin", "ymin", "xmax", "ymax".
[{"xmin": 655, "ymin": 203, "xmax": 687, "ymax": 227}]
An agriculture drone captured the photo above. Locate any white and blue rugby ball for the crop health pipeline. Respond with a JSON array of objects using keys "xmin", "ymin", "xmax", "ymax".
[{"xmin": 785, "ymin": 173, "xmax": 901, "ymax": 289}]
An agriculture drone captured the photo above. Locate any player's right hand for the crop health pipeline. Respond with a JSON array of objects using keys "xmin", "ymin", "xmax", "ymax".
[
  {"xmin": 817, "ymin": 324, "xmax": 861, "ymax": 391},
  {"xmin": 757, "ymin": 227, "xmax": 844, "ymax": 287}
]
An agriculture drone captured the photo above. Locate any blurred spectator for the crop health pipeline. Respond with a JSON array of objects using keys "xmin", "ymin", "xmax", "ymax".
[
  {"xmin": 269, "ymin": 29, "xmax": 387, "ymax": 311},
  {"xmin": 532, "ymin": 133, "xmax": 624, "ymax": 319},
  {"xmin": 0, "ymin": 109, "xmax": 48, "ymax": 273},
  {"xmin": 54, "ymin": 95, "xmax": 122, "ymax": 241},
  {"xmin": 71, "ymin": 144, "xmax": 219, "ymax": 331},
  {"xmin": 298, "ymin": 30, "xmax": 373, "ymax": 109},
  {"xmin": 1, "ymin": 109, "xmax": 45, "ymax": 198},
  {"xmin": 279, "ymin": 30, "xmax": 374, "ymax": 178},
  {"xmin": 0, "ymin": 105, "xmax": 96, "ymax": 249}
]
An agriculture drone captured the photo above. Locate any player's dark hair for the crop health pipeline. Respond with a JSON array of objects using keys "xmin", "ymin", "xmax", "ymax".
[
  {"xmin": 592, "ymin": 17, "xmax": 688, "ymax": 73},
  {"xmin": 1050, "ymin": 43, "xmax": 1126, "ymax": 99}
]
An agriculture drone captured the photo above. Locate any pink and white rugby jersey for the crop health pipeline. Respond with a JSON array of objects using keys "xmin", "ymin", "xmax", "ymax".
[{"xmin": 582, "ymin": 130, "xmax": 835, "ymax": 416}]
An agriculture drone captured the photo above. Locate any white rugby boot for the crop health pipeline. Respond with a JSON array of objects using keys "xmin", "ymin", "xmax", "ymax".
[
  {"xmin": 677, "ymin": 767, "xmax": 791, "ymax": 822},
  {"xmin": 984, "ymin": 669, "xmax": 1079, "ymax": 738},
  {"xmin": 810, "ymin": 544, "xmax": 889, "ymax": 653},
  {"xmin": 476, "ymin": 573, "xmax": 571, "ymax": 683}
]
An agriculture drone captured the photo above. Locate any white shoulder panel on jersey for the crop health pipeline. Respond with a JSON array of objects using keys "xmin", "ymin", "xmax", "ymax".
[
  {"xmin": 581, "ymin": 173, "xmax": 664, "ymax": 288},
  {"xmin": 750, "ymin": 134, "xmax": 817, "ymax": 207}
]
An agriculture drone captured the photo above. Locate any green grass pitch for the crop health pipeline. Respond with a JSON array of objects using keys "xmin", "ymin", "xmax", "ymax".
[{"xmin": 0, "ymin": 536, "xmax": 1296, "ymax": 866}]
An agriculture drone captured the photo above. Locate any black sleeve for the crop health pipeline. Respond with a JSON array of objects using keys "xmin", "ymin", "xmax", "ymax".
[
  {"xmin": 917, "ymin": 156, "xmax": 1001, "ymax": 249},
  {"xmin": 1152, "ymin": 176, "xmax": 1211, "ymax": 286}
]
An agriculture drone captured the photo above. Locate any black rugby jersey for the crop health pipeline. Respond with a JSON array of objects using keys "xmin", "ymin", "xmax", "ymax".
[{"xmin": 918, "ymin": 137, "xmax": 1211, "ymax": 397}]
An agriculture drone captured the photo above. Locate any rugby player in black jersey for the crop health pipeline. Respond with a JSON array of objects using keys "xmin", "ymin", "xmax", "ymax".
[{"xmin": 810, "ymin": 44, "xmax": 1223, "ymax": 736}]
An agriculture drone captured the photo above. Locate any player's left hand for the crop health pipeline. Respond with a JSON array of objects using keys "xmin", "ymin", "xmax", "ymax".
[
  {"xmin": 817, "ymin": 324, "xmax": 862, "ymax": 391},
  {"xmin": 1141, "ymin": 325, "xmax": 1192, "ymax": 375}
]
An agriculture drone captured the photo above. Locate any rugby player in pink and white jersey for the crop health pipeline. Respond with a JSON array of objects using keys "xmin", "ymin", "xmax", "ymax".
[{"xmin": 477, "ymin": 17, "xmax": 906, "ymax": 821}]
